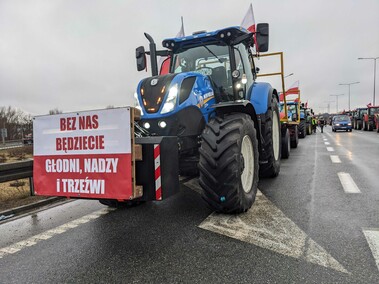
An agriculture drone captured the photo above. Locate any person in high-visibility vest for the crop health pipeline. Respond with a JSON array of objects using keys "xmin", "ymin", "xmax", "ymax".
[{"xmin": 312, "ymin": 116, "xmax": 318, "ymax": 133}]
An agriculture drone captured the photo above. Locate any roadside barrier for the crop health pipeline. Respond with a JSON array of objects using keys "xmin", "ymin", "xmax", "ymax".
[{"xmin": 0, "ymin": 160, "xmax": 34, "ymax": 195}]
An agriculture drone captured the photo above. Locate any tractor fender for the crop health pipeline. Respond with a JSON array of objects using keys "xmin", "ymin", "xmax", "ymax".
[{"xmin": 248, "ymin": 82, "xmax": 279, "ymax": 115}]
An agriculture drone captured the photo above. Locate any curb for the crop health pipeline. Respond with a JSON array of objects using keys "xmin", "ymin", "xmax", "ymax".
[{"xmin": 0, "ymin": 197, "xmax": 65, "ymax": 219}]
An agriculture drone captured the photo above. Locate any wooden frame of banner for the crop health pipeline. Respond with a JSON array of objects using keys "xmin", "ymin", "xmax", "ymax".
[{"xmin": 129, "ymin": 107, "xmax": 143, "ymax": 200}]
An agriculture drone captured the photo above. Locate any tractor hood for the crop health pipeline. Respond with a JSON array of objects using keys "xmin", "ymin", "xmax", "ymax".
[{"xmin": 135, "ymin": 72, "xmax": 215, "ymax": 118}]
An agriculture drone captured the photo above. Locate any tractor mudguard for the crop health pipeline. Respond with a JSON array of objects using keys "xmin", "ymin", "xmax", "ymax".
[{"xmin": 249, "ymin": 82, "xmax": 279, "ymax": 115}]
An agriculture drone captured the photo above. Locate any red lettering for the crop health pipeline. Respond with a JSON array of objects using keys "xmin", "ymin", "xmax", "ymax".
[
  {"xmin": 60, "ymin": 118, "xmax": 66, "ymax": 131},
  {"xmin": 79, "ymin": 116, "xmax": 85, "ymax": 130},
  {"xmin": 60, "ymin": 117, "xmax": 77, "ymax": 131},
  {"xmin": 56, "ymin": 138, "xmax": 62, "ymax": 150},
  {"xmin": 92, "ymin": 115, "xmax": 99, "ymax": 129},
  {"xmin": 99, "ymin": 135, "xmax": 104, "ymax": 149}
]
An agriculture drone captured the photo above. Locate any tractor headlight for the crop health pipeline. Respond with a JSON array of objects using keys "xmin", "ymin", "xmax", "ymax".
[
  {"xmin": 134, "ymin": 92, "xmax": 144, "ymax": 115},
  {"xmin": 161, "ymin": 84, "xmax": 178, "ymax": 114},
  {"xmin": 143, "ymin": 122, "xmax": 151, "ymax": 129},
  {"xmin": 158, "ymin": 121, "xmax": 167, "ymax": 128}
]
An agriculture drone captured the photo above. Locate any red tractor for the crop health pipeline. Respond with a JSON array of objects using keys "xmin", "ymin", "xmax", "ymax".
[{"xmin": 362, "ymin": 105, "xmax": 379, "ymax": 131}]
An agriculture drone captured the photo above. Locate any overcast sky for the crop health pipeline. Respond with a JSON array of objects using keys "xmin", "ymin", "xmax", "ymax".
[{"xmin": 1, "ymin": 0, "xmax": 379, "ymax": 115}]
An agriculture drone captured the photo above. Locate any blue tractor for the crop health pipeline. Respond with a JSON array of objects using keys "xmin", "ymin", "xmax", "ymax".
[{"xmin": 134, "ymin": 24, "xmax": 281, "ymax": 213}]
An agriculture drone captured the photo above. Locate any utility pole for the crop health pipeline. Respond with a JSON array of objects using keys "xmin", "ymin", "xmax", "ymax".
[
  {"xmin": 339, "ymin": 82, "xmax": 359, "ymax": 111},
  {"xmin": 358, "ymin": 57, "xmax": 379, "ymax": 106}
]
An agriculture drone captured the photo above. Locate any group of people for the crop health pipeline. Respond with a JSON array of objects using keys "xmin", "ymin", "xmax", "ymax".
[{"xmin": 312, "ymin": 116, "xmax": 326, "ymax": 133}]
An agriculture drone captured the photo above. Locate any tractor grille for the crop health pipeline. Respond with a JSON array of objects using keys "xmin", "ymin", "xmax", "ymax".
[{"xmin": 140, "ymin": 74, "xmax": 176, "ymax": 114}]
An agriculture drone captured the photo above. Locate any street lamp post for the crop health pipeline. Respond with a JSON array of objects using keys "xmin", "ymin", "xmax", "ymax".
[
  {"xmin": 324, "ymin": 100, "xmax": 335, "ymax": 114},
  {"xmin": 330, "ymin": 94, "xmax": 344, "ymax": 113},
  {"xmin": 358, "ymin": 57, "xmax": 379, "ymax": 106},
  {"xmin": 339, "ymin": 82, "xmax": 359, "ymax": 111}
]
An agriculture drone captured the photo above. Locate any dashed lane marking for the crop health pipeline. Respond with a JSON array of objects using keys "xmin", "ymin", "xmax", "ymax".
[
  {"xmin": 324, "ymin": 142, "xmax": 330, "ymax": 145},
  {"xmin": 363, "ymin": 229, "xmax": 379, "ymax": 272},
  {"xmin": 330, "ymin": 155, "xmax": 341, "ymax": 163},
  {"xmin": 0, "ymin": 208, "xmax": 114, "ymax": 259},
  {"xmin": 199, "ymin": 190, "xmax": 349, "ymax": 274},
  {"xmin": 327, "ymin": 147, "xmax": 334, "ymax": 152},
  {"xmin": 337, "ymin": 172, "xmax": 361, "ymax": 193}
]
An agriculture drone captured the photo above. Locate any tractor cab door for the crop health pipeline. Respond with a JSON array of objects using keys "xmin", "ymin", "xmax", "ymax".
[{"xmin": 232, "ymin": 43, "xmax": 255, "ymax": 100}]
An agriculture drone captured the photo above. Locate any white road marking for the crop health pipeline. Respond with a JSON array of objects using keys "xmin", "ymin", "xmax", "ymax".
[
  {"xmin": 323, "ymin": 138, "xmax": 328, "ymax": 141},
  {"xmin": 326, "ymin": 147, "xmax": 334, "ymax": 152},
  {"xmin": 324, "ymin": 142, "xmax": 330, "ymax": 145},
  {"xmin": 0, "ymin": 208, "xmax": 114, "ymax": 259},
  {"xmin": 330, "ymin": 155, "xmax": 341, "ymax": 163},
  {"xmin": 363, "ymin": 229, "xmax": 379, "ymax": 272},
  {"xmin": 199, "ymin": 190, "xmax": 348, "ymax": 274},
  {"xmin": 337, "ymin": 172, "xmax": 361, "ymax": 193}
]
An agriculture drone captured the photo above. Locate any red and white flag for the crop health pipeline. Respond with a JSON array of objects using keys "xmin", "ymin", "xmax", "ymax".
[
  {"xmin": 241, "ymin": 3, "xmax": 258, "ymax": 50},
  {"xmin": 160, "ymin": 17, "xmax": 185, "ymax": 75},
  {"xmin": 241, "ymin": 3, "xmax": 256, "ymax": 33},
  {"xmin": 367, "ymin": 103, "xmax": 372, "ymax": 107},
  {"xmin": 286, "ymin": 80, "xmax": 300, "ymax": 95}
]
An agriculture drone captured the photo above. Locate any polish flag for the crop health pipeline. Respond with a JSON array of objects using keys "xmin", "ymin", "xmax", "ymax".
[
  {"xmin": 279, "ymin": 93, "xmax": 284, "ymax": 102},
  {"xmin": 241, "ymin": 3, "xmax": 258, "ymax": 49},
  {"xmin": 241, "ymin": 3, "xmax": 256, "ymax": 33},
  {"xmin": 367, "ymin": 103, "xmax": 372, "ymax": 107},
  {"xmin": 286, "ymin": 81, "xmax": 300, "ymax": 95},
  {"xmin": 160, "ymin": 17, "xmax": 185, "ymax": 75}
]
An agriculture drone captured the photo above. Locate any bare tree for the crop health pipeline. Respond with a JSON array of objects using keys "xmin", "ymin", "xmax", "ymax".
[
  {"xmin": 0, "ymin": 106, "xmax": 32, "ymax": 140},
  {"xmin": 49, "ymin": 108, "xmax": 63, "ymax": 115}
]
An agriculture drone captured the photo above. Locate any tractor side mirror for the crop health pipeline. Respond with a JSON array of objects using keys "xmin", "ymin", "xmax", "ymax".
[
  {"xmin": 136, "ymin": 46, "xmax": 146, "ymax": 71},
  {"xmin": 256, "ymin": 23, "xmax": 269, "ymax": 52}
]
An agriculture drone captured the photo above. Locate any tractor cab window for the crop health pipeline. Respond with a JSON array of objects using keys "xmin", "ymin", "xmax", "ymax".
[
  {"xmin": 172, "ymin": 44, "xmax": 233, "ymax": 97},
  {"xmin": 287, "ymin": 104, "xmax": 298, "ymax": 121},
  {"xmin": 369, "ymin": 107, "xmax": 379, "ymax": 115}
]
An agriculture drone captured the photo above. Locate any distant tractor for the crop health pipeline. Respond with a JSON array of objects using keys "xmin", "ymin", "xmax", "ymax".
[
  {"xmin": 353, "ymin": 108, "xmax": 368, "ymax": 130},
  {"xmin": 134, "ymin": 24, "xmax": 282, "ymax": 213},
  {"xmin": 362, "ymin": 105, "xmax": 379, "ymax": 131}
]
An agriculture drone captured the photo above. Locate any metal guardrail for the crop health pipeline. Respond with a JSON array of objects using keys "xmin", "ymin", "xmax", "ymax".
[{"xmin": 0, "ymin": 160, "xmax": 34, "ymax": 194}]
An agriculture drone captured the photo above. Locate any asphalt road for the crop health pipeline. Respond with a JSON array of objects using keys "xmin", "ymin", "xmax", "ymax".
[{"xmin": 0, "ymin": 126, "xmax": 378, "ymax": 283}]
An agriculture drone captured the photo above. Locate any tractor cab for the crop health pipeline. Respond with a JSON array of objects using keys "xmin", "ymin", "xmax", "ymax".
[{"xmin": 135, "ymin": 25, "xmax": 269, "ymax": 110}]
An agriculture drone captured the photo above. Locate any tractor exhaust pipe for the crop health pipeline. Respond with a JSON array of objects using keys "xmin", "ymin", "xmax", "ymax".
[{"xmin": 144, "ymin": 33, "xmax": 158, "ymax": 76}]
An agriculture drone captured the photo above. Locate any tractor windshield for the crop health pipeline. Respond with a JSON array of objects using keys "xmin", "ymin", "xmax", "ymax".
[
  {"xmin": 369, "ymin": 107, "xmax": 379, "ymax": 115},
  {"xmin": 172, "ymin": 44, "xmax": 232, "ymax": 96}
]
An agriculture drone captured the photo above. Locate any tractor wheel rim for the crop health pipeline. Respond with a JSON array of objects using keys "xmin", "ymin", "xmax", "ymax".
[
  {"xmin": 272, "ymin": 110, "xmax": 280, "ymax": 161},
  {"xmin": 241, "ymin": 135, "xmax": 254, "ymax": 193}
]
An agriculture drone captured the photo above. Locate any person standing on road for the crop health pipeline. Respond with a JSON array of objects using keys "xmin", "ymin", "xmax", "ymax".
[
  {"xmin": 312, "ymin": 116, "xmax": 317, "ymax": 133},
  {"xmin": 318, "ymin": 116, "xmax": 325, "ymax": 133}
]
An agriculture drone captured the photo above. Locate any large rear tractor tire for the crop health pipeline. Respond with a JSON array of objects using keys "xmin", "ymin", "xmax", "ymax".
[
  {"xmin": 199, "ymin": 113, "xmax": 259, "ymax": 214},
  {"xmin": 298, "ymin": 120, "xmax": 306, "ymax": 138},
  {"xmin": 363, "ymin": 120, "xmax": 368, "ymax": 131},
  {"xmin": 281, "ymin": 128, "xmax": 290, "ymax": 159},
  {"xmin": 290, "ymin": 125, "xmax": 299, "ymax": 148},
  {"xmin": 259, "ymin": 95, "xmax": 281, "ymax": 178}
]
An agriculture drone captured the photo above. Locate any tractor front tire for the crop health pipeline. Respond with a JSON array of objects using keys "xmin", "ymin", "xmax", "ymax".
[
  {"xmin": 259, "ymin": 95, "xmax": 281, "ymax": 178},
  {"xmin": 199, "ymin": 113, "xmax": 259, "ymax": 214}
]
